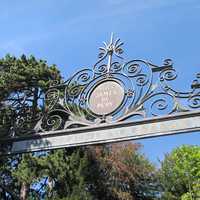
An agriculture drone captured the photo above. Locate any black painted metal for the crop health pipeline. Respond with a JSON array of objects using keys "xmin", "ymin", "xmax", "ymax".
[{"xmin": 1, "ymin": 35, "xmax": 200, "ymax": 141}]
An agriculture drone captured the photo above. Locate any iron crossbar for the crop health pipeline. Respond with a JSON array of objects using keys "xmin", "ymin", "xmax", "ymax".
[{"xmin": 1, "ymin": 110, "xmax": 199, "ymax": 155}]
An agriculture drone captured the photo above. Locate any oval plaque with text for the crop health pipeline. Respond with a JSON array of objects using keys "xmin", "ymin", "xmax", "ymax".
[{"xmin": 89, "ymin": 81, "xmax": 124, "ymax": 115}]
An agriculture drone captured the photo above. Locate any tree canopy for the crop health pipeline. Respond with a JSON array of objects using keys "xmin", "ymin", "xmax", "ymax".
[
  {"xmin": 159, "ymin": 145, "xmax": 200, "ymax": 200},
  {"xmin": 0, "ymin": 54, "xmax": 61, "ymax": 138}
]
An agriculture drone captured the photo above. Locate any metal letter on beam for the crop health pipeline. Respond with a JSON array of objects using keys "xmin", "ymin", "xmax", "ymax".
[{"xmin": 0, "ymin": 34, "xmax": 200, "ymax": 154}]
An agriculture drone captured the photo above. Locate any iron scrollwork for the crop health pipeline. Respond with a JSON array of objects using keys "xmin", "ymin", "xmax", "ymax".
[{"xmin": 34, "ymin": 35, "xmax": 200, "ymax": 133}]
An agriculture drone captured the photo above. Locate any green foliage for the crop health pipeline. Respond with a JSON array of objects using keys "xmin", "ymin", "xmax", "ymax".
[
  {"xmin": 0, "ymin": 143, "xmax": 159, "ymax": 199},
  {"xmin": 0, "ymin": 54, "xmax": 62, "ymax": 199},
  {"xmin": 159, "ymin": 145, "xmax": 200, "ymax": 200},
  {"xmin": 87, "ymin": 143, "xmax": 160, "ymax": 200},
  {"xmin": 0, "ymin": 54, "xmax": 60, "ymax": 99},
  {"xmin": 0, "ymin": 54, "xmax": 61, "ymax": 137},
  {"xmin": 43, "ymin": 149, "xmax": 93, "ymax": 200},
  {"xmin": 0, "ymin": 148, "xmax": 94, "ymax": 199}
]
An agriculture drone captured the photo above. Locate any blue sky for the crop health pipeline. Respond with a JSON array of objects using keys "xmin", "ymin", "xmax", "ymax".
[{"xmin": 1, "ymin": 0, "xmax": 200, "ymax": 164}]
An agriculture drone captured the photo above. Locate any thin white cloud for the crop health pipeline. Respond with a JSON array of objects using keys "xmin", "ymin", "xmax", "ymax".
[{"xmin": 0, "ymin": 0, "xmax": 197, "ymax": 56}]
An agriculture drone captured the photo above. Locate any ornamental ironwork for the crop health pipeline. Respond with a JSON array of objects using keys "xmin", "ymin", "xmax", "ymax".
[
  {"xmin": 2, "ymin": 35, "xmax": 200, "ymax": 138},
  {"xmin": 31, "ymin": 34, "xmax": 200, "ymax": 133}
]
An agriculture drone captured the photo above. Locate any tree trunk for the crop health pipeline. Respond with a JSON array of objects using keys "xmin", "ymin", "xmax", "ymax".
[
  {"xmin": 32, "ymin": 87, "xmax": 39, "ymax": 118},
  {"xmin": 20, "ymin": 182, "xmax": 29, "ymax": 200}
]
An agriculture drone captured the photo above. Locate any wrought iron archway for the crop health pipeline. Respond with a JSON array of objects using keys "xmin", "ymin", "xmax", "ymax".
[
  {"xmin": 1, "ymin": 35, "xmax": 200, "ymax": 154},
  {"xmin": 35, "ymin": 34, "xmax": 200, "ymax": 131}
]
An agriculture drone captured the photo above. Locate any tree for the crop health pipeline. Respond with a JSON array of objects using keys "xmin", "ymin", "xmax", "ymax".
[
  {"xmin": 0, "ymin": 54, "xmax": 61, "ymax": 199},
  {"xmin": 159, "ymin": 145, "xmax": 200, "ymax": 200},
  {"xmin": 0, "ymin": 54, "xmax": 61, "ymax": 138},
  {"xmin": 87, "ymin": 143, "xmax": 160, "ymax": 200}
]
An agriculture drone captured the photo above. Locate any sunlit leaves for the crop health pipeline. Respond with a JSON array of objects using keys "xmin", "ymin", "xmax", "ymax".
[{"xmin": 159, "ymin": 145, "xmax": 200, "ymax": 200}]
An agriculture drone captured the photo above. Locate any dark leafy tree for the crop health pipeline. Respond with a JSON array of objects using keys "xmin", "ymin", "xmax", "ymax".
[
  {"xmin": 0, "ymin": 54, "xmax": 61, "ymax": 138},
  {"xmin": 86, "ymin": 143, "xmax": 160, "ymax": 200},
  {"xmin": 0, "ymin": 54, "xmax": 61, "ymax": 199}
]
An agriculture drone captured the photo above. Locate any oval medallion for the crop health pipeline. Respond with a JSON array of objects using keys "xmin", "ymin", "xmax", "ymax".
[{"xmin": 89, "ymin": 80, "xmax": 124, "ymax": 115}]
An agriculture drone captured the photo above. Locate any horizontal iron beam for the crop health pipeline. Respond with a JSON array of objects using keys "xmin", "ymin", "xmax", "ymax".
[{"xmin": 1, "ymin": 110, "xmax": 200, "ymax": 155}]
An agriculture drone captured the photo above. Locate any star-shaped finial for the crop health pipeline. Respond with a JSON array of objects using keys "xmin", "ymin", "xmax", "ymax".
[{"xmin": 98, "ymin": 33, "xmax": 124, "ymax": 59}]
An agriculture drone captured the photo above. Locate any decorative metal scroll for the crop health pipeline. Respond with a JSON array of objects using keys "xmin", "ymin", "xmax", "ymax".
[{"xmin": 29, "ymin": 35, "xmax": 200, "ymax": 133}]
